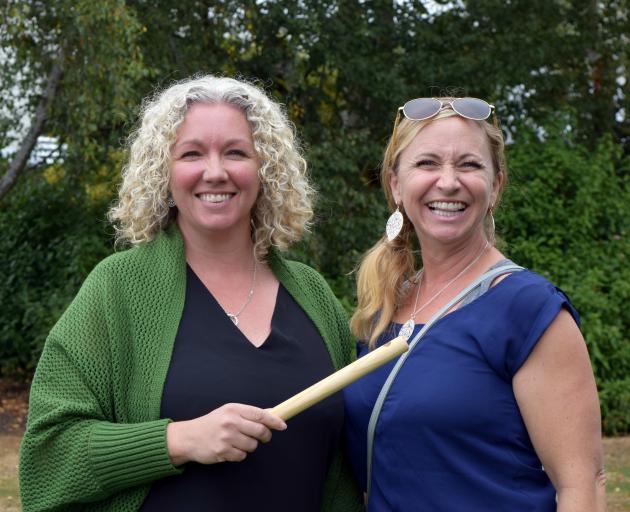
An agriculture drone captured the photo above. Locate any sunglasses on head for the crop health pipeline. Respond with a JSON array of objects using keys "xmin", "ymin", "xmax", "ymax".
[
  {"xmin": 400, "ymin": 97, "xmax": 495, "ymax": 121},
  {"xmin": 390, "ymin": 97, "xmax": 498, "ymax": 144}
]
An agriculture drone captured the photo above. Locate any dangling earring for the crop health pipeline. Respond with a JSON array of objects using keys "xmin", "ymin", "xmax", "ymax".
[
  {"xmin": 386, "ymin": 204, "xmax": 404, "ymax": 242},
  {"xmin": 250, "ymin": 218, "xmax": 257, "ymax": 242},
  {"xmin": 488, "ymin": 206, "xmax": 496, "ymax": 244},
  {"xmin": 167, "ymin": 196, "xmax": 176, "ymax": 208}
]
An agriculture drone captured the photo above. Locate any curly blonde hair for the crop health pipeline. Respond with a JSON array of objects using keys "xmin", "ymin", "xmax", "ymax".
[
  {"xmin": 108, "ymin": 75, "xmax": 314, "ymax": 260},
  {"xmin": 350, "ymin": 102, "xmax": 508, "ymax": 347}
]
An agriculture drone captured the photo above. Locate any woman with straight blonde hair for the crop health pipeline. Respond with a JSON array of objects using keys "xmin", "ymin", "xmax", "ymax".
[
  {"xmin": 343, "ymin": 97, "xmax": 606, "ymax": 511},
  {"xmin": 20, "ymin": 75, "xmax": 361, "ymax": 512}
]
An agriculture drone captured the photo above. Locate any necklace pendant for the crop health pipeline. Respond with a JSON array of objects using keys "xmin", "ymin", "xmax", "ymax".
[
  {"xmin": 227, "ymin": 314, "xmax": 239, "ymax": 326},
  {"xmin": 399, "ymin": 319, "xmax": 415, "ymax": 340}
]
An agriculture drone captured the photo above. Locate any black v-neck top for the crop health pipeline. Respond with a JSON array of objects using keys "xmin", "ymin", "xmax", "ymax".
[{"xmin": 140, "ymin": 265, "xmax": 344, "ymax": 511}]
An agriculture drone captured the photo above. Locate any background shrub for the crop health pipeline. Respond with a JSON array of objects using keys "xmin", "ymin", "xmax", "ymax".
[
  {"xmin": 1, "ymin": 1, "xmax": 627, "ymax": 433},
  {"xmin": 0, "ymin": 171, "xmax": 112, "ymax": 371},
  {"xmin": 500, "ymin": 125, "xmax": 629, "ymax": 434}
]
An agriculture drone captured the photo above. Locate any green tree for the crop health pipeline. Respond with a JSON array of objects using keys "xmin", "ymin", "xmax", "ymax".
[
  {"xmin": 0, "ymin": 0, "xmax": 628, "ymax": 431},
  {"xmin": 0, "ymin": 0, "xmax": 146, "ymax": 198},
  {"xmin": 501, "ymin": 120, "xmax": 630, "ymax": 434}
]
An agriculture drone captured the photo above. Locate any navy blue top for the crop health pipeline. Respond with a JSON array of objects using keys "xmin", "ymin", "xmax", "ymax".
[
  {"xmin": 141, "ymin": 265, "xmax": 343, "ymax": 511},
  {"xmin": 343, "ymin": 269, "xmax": 579, "ymax": 512}
]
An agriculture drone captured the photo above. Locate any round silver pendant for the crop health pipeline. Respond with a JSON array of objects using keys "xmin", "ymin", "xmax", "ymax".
[
  {"xmin": 227, "ymin": 314, "xmax": 239, "ymax": 326},
  {"xmin": 399, "ymin": 319, "xmax": 415, "ymax": 340}
]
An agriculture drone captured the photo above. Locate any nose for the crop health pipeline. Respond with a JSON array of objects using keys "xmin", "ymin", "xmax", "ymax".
[
  {"xmin": 202, "ymin": 154, "xmax": 228, "ymax": 182},
  {"xmin": 436, "ymin": 164, "xmax": 460, "ymax": 192}
]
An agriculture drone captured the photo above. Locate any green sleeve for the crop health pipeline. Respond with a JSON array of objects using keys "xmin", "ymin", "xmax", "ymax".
[
  {"xmin": 19, "ymin": 266, "xmax": 180, "ymax": 512},
  {"xmin": 321, "ymin": 446, "xmax": 364, "ymax": 512},
  {"xmin": 284, "ymin": 259, "xmax": 356, "ymax": 370},
  {"xmin": 327, "ymin": 283, "xmax": 357, "ymax": 366},
  {"xmin": 305, "ymin": 269, "xmax": 363, "ymax": 511}
]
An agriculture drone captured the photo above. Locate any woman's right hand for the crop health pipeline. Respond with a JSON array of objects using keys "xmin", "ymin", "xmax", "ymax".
[{"xmin": 166, "ymin": 403, "xmax": 287, "ymax": 467}]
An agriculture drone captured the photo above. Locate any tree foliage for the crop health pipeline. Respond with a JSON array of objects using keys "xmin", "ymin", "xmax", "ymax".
[
  {"xmin": 0, "ymin": 0, "xmax": 146, "ymax": 195},
  {"xmin": 0, "ymin": 171, "xmax": 112, "ymax": 371},
  {"xmin": 0, "ymin": 0, "xmax": 628, "ymax": 432},
  {"xmin": 500, "ymin": 120, "xmax": 630, "ymax": 434}
]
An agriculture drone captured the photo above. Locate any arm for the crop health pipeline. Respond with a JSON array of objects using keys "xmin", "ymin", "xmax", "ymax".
[
  {"xmin": 513, "ymin": 309, "xmax": 607, "ymax": 512},
  {"xmin": 19, "ymin": 272, "xmax": 180, "ymax": 511},
  {"xmin": 19, "ymin": 342, "xmax": 179, "ymax": 512}
]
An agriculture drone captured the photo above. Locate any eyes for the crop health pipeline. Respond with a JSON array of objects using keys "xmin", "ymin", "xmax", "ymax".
[
  {"xmin": 227, "ymin": 149, "xmax": 251, "ymax": 158},
  {"xmin": 413, "ymin": 159, "xmax": 484, "ymax": 170},
  {"xmin": 177, "ymin": 148, "xmax": 251, "ymax": 160},
  {"xmin": 180, "ymin": 150, "xmax": 201, "ymax": 159}
]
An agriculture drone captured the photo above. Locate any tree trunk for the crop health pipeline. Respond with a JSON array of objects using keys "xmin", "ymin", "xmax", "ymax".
[{"xmin": 0, "ymin": 47, "xmax": 65, "ymax": 200}]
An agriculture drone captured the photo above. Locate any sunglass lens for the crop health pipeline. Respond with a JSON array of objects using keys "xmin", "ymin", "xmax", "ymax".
[
  {"xmin": 402, "ymin": 98, "xmax": 442, "ymax": 120},
  {"xmin": 452, "ymin": 98, "xmax": 492, "ymax": 120}
]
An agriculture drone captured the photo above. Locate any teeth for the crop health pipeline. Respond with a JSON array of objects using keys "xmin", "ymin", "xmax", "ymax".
[
  {"xmin": 199, "ymin": 193, "xmax": 232, "ymax": 203},
  {"xmin": 432, "ymin": 209, "xmax": 460, "ymax": 217},
  {"xmin": 427, "ymin": 201, "xmax": 466, "ymax": 211}
]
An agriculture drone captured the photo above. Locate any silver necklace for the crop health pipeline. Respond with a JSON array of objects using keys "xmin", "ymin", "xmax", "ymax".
[
  {"xmin": 225, "ymin": 251, "xmax": 257, "ymax": 326},
  {"xmin": 398, "ymin": 241, "xmax": 489, "ymax": 340}
]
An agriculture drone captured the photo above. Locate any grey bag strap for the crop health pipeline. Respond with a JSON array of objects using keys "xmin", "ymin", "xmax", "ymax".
[{"xmin": 365, "ymin": 263, "xmax": 524, "ymax": 498}]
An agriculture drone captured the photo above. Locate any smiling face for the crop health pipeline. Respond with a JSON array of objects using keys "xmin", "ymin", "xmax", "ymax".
[
  {"xmin": 389, "ymin": 116, "xmax": 502, "ymax": 248},
  {"xmin": 169, "ymin": 102, "xmax": 261, "ymax": 244}
]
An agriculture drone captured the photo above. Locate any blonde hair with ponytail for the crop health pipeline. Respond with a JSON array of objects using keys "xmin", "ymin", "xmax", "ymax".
[{"xmin": 350, "ymin": 103, "xmax": 508, "ymax": 349}]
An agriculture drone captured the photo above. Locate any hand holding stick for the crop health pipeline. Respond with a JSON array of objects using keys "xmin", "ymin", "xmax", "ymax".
[{"xmin": 271, "ymin": 336, "xmax": 408, "ymax": 421}]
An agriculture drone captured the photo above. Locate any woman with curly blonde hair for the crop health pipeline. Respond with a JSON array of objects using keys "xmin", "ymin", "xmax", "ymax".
[{"xmin": 20, "ymin": 75, "xmax": 362, "ymax": 512}]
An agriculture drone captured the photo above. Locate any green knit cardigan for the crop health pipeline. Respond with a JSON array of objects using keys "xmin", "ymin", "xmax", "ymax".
[{"xmin": 19, "ymin": 227, "xmax": 362, "ymax": 512}]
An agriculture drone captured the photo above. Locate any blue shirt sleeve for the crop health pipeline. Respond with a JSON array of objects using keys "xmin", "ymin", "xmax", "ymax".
[{"xmin": 476, "ymin": 271, "xmax": 580, "ymax": 379}]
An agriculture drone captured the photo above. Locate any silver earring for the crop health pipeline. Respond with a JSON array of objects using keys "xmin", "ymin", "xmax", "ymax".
[
  {"xmin": 386, "ymin": 204, "xmax": 403, "ymax": 241},
  {"xmin": 250, "ymin": 218, "xmax": 256, "ymax": 241},
  {"xmin": 488, "ymin": 207, "xmax": 496, "ymax": 243},
  {"xmin": 167, "ymin": 196, "xmax": 176, "ymax": 208}
]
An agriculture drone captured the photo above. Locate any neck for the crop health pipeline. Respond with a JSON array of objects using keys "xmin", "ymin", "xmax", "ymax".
[
  {"xmin": 177, "ymin": 219, "xmax": 256, "ymax": 274},
  {"xmin": 419, "ymin": 236, "xmax": 490, "ymax": 287}
]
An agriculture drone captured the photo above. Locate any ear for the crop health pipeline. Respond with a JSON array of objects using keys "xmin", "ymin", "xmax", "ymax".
[
  {"xmin": 388, "ymin": 170, "xmax": 401, "ymax": 206},
  {"xmin": 490, "ymin": 170, "xmax": 504, "ymax": 207}
]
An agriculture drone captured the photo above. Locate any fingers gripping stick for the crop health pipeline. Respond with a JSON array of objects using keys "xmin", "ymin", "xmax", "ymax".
[{"xmin": 271, "ymin": 336, "xmax": 408, "ymax": 421}]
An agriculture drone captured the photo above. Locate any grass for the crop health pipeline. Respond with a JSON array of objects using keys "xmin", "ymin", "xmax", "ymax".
[
  {"xmin": 0, "ymin": 435, "xmax": 21, "ymax": 512},
  {"xmin": 605, "ymin": 436, "xmax": 630, "ymax": 511},
  {"xmin": 1, "ymin": 435, "xmax": 628, "ymax": 510}
]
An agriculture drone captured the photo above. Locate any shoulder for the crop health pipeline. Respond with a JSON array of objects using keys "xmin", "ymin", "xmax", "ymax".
[
  {"xmin": 272, "ymin": 254, "xmax": 342, "ymax": 312},
  {"xmin": 60, "ymin": 228, "xmax": 184, "ymax": 320},
  {"xmin": 269, "ymin": 250, "xmax": 355, "ymax": 366},
  {"xmin": 285, "ymin": 259, "xmax": 329, "ymax": 287},
  {"xmin": 505, "ymin": 268, "xmax": 557, "ymax": 289},
  {"xmin": 97, "ymin": 228, "xmax": 182, "ymax": 273},
  {"xmin": 88, "ymin": 228, "xmax": 184, "ymax": 287},
  {"xmin": 498, "ymin": 269, "xmax": 578, "ymax": 323},
  {"xmin": 269, "ymin": 250, "xmax": 334, "ymax": 295},
  {"xmin": 477, "ymin": 268, "xmax": 581, "ymax": 377}
]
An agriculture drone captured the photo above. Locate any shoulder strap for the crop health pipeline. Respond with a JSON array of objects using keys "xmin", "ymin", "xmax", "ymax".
[{"xmin": 365, "ymin": 263, "xmax": 523, "ymax": 498}]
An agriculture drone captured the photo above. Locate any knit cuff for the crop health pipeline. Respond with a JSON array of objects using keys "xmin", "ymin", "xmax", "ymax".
[{"xmin": 89, "ymin": 419, "xmax": 182, "ymax": 493}]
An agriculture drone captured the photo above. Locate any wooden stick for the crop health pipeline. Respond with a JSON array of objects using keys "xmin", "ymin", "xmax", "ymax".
[{"xmin": 271, "ymin": 336, "xmax": 408, "ymax": 421}]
